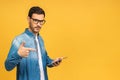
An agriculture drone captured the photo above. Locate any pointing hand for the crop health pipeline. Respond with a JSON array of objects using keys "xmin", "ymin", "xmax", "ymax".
[{"xmin": 18, "ymin": 42, "xmax": 36, "ymax": 57}]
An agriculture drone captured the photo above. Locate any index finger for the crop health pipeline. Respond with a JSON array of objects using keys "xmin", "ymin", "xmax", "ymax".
[{"xmin": 26, "ymin": 48, "xmax": 36, "ymax": 51}]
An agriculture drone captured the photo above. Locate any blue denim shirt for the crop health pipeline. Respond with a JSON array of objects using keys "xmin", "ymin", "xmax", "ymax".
[{"xmin": 5, "ymin": 28, "xmax": 53, "ymax": 80}]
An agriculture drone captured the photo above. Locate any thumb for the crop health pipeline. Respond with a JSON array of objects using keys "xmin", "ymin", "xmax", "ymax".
[{"xmin": 20, "ymin": 42, "xmax": 25, "ymax": 47}]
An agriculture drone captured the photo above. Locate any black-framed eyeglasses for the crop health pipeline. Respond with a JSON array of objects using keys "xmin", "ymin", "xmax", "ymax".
[{"xmin": 31, "ymin": 18, "xmax": 46, "ymax": 25}]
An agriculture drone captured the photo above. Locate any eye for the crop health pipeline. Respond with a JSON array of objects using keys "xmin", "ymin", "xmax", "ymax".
[
  {"xmin": 31, "ymin": 18, "xmax": 46, "ymax": 25},
  {"xmin": 39, "ymin": 20, "xmax": 44, "ymax": 22}
]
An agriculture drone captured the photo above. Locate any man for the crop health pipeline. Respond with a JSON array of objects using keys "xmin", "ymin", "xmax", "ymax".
[{"xmin": 5, "ymin": 6, "xmax": 63, "ymax": 80}]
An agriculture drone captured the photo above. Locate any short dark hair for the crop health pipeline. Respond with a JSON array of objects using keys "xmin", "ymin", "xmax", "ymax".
[{"xmin": 28, "ymin": 6, "xmax": 45, "ymax": 18}]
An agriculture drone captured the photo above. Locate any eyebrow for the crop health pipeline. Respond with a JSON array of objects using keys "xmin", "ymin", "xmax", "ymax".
[{"xmin": 32, "ymin": 18, "xmax": 44, "ymax": 21}]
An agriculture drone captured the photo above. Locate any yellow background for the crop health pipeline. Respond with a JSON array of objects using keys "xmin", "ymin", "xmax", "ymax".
[{"xmin": 0, "ymin": 0, "xmax": 120, "ymax": 80}]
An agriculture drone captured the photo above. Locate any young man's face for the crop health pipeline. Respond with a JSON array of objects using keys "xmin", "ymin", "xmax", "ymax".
[{"xmin": 28, "ymin": 13, "xmax": 45, "ymax": 34}]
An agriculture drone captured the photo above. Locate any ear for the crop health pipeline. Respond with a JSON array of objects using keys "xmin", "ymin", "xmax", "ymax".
[{"xmin": 27, "ymin": 16, "xmax": 30, "ymax": 23}]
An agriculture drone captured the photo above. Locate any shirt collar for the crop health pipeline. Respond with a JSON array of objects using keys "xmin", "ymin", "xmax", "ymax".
[{"xmin": 24, "ymin": 28, "xmax": 39, "ymax": 38}]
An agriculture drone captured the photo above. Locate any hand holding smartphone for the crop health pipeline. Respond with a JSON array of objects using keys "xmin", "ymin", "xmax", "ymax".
[{"xmin": 49, "ymin": 57, "xmax": 67, "ymax": 67}]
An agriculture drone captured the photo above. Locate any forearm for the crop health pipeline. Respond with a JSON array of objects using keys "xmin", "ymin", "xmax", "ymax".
[
  {"xmin": 46, "ymin": 55, "xmax": 54, "ymax": 67},
  {"xmin": 5, "ymin": 52, "xmax": 22, "ymax": 71}
]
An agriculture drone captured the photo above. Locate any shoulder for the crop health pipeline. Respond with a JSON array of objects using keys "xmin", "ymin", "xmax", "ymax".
[
  {"xmin": 13, "ymin": 33, "xmax": 25, "ymax": 42},
  {"xmin": 11, "ymin": 33, "xmax": 26, "ymax": 47}
]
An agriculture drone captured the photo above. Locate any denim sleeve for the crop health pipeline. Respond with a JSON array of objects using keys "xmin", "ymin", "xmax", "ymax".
[
  {"xmin": 45, "ymin": 50, "xmax": 54, "ymax": 67},
  {"xmin": 5, "ymin": 38, "xmax": 22, "ymax": 71}
]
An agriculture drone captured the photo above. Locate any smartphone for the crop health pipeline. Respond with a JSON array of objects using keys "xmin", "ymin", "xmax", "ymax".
[{"xmin": 48, "ymin": 57, "xmax": 67, "ymax": 66}]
